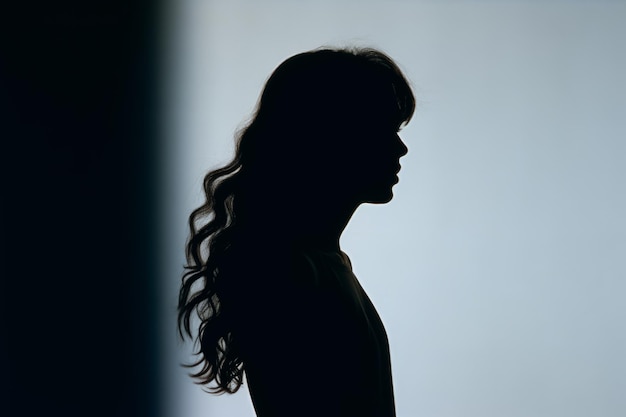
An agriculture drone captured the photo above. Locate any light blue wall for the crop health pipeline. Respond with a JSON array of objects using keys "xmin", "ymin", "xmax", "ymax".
[{"xmin": 161, "ymin": 1, "xmax": 626, "ymax": 416}]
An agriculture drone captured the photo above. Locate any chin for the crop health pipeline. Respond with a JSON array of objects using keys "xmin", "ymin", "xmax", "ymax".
[
  {"xmin": 364, "ymin": 189, "xmax": 394, "ymax": 204},
  {"xmin": 356, "ymin": 176, "xmax": 399, "ymax": 204}
]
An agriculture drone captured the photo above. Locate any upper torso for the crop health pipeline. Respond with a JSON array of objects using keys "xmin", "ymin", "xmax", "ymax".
[{"xmin": 223, "ymin": 246, "xmax": 395, "ymax": 417}]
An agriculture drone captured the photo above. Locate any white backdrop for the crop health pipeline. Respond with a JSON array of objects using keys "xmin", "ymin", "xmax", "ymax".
[{"xmin": 160, "ymin": 1, "xmax": 626, "ymax": 416}]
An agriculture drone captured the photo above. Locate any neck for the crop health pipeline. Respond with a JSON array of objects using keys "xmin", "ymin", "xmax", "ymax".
[{"xmin": 273, "ymin": 197, "xmax": 360, "ymax": 252}]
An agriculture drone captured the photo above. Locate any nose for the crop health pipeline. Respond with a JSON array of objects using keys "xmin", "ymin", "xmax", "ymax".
[{"xmin": 395, "ymin": 133, "xmax": 408, "ymax": 157}]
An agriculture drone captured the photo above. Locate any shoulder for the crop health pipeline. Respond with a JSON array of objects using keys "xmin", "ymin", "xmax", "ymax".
[{"xmin": 218, "ymin": 240, "xmax": 323, "ymax": 304}]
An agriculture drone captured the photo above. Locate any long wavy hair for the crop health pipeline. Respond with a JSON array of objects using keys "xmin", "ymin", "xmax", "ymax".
[{"xmin": 178, "ymin": 46, "xmax": 416, "ymax": 394}]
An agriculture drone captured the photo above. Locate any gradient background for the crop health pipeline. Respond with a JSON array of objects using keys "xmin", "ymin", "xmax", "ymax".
[
  {"xmin": 7, "ymin": 3, "xmax": 622, "ymax": 416},
  {"xmin": 161, "ymin": 1, "xmax": 626, "ymax": 417}
]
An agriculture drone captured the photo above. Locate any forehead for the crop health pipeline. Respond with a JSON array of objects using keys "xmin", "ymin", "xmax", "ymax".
[{"xmin": 358, "ymin": 87, "xmax": 402, "ymax": 127}]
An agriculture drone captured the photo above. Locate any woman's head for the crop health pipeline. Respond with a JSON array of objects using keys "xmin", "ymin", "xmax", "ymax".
[{"xmin": 240, "ymin": 47, "xmax": 415, "ymax": 206}]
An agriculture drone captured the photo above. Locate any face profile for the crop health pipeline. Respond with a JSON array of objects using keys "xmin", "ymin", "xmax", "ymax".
[
  {"xmin": 348, "ymin": 123, "xmax": 409, "ymax": 204},
  {"xmin": 274, "ymin": 60, "xmax": 412, "ymax": 209},
  {"xmin": 178, "ymin": 46, "xmax": 415, "ymax": 417}
]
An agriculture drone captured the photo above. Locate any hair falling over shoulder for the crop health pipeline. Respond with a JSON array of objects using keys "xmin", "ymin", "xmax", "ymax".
[{"xmin": 178, "ymin": 45, "xmax": 416, "ymax": 394}]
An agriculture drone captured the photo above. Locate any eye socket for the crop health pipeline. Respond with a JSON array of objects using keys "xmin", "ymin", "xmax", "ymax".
[{"xmin": 396, "ymin": 118, "xmax": 409, "ymax": 132}]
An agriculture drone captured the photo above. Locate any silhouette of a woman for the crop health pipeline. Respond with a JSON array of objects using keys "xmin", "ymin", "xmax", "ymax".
[{"xmin": 179, "ymin": 46, "xmax": 415, "ymax": 417}]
